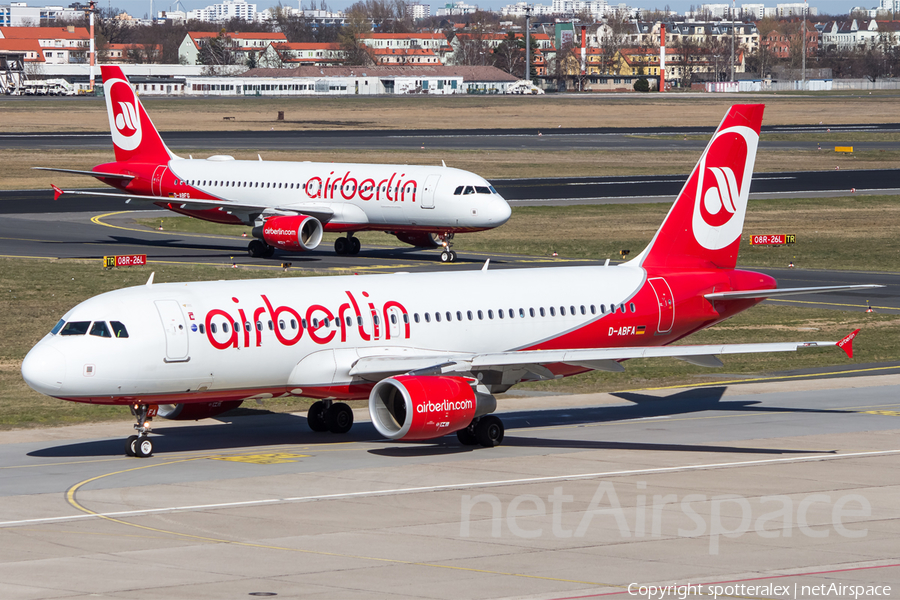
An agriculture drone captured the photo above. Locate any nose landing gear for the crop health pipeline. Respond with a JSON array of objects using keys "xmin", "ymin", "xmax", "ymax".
[
  {"xmin": 438, "ymin": 233, "xmax": 457, "ymax": 263},
  {"xmin": 125, "ymin": 403, "xmax": 154, "ymax": 458}
]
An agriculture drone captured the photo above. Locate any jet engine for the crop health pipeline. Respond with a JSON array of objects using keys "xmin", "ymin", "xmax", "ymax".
[
  {"xmin": 253, "ymin": 215, "xmax": 323, "ymax": 252},
  {"xmin": 156, "ymin": 400, "xmax": 243, "ymax": 421},
  {"xmin": 368, "ymin": 375, "xmax": 494, "ymax": 441}
]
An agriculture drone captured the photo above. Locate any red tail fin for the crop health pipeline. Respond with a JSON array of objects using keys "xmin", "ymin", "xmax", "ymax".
[
  {"xmin": 636, "ymin": 104, "xmax": 764, "ymax": 271},
  {"xmin": 101, "ymin": 66, "xmax": 174, "ymax": 164},
  {"xmin": 837, "ymin": 329, "xmax": 859, "ymax": 358}
]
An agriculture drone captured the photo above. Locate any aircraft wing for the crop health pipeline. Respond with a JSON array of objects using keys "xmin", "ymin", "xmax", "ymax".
[
  {"xmin": 348, "ymin": 330, "xmax": 860, "ymax": 382},
  {"xmin": 34, "ymin": 167, "xmax": 135, "ymax": 181},
  {"xmin": 705, "ymin": 285, "xmax": 883, "ymax": 300},
  {"xmin": 49, "ymin": 186, "xmax": 335, "ymax": 223}
]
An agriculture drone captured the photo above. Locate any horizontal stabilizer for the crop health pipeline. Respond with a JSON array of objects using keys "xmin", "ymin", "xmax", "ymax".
[
  {"xmin": 705, "ymin": 285, "xmax": 883, "ymax": 301},
  {"xmin": 34, "ymin": 167, "xmax": 135, "ymax": 180}
]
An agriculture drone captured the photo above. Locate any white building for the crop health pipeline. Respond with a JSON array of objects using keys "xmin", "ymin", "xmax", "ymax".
[
  {"xmin": 776, "ymin": 3, "xmax": 817, "ymax": 16},
  {"xmin": 187, "ymin": 0, "xmax": 257, "ymax": 23},
  {"xmin": 1, "ymin": 2, "xmax": 40, "ymax": 26},
  {"xmin": 500, "ymin": 2, "xmax": 555, "ymax": 16},
  {"xmin": 435, "ymin": 2, "xmax": 479, "ymax": 16},
  {"xmin": 407, "ymin": 2, "xmax": 430, "ymax": 19}
]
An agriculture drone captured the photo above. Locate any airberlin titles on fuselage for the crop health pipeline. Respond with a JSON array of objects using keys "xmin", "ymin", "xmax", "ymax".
[{"xmin": 204, "ymin": 291, "xmax": 411, "ymax": 350}]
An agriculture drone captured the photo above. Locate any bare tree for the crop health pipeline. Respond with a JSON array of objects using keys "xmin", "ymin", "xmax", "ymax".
[
  {"xmin": 340, "ymin": 4, "xmax": 374, "ymax": 66},
  {"xmin": 493, "ymin": 32, "xmax": 524, "ymax": 75}
]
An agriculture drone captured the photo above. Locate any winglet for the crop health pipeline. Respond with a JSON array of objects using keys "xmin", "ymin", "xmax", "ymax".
[
  {"xmin": 146, "ymin": 272, "xmax": 155, "ymax": 286},
  {"xmin": 837, "ymin": 329, "xmax": 860, "ymax": 358},
  {"xmin": 51, "ymin": 184, "xmax": 64, "ymax": 201}
]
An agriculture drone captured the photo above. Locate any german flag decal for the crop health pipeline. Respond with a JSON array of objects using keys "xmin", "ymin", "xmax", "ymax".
[{"xmin": 637, "ymin": 325, "xmax": 646, "ymax": 335}]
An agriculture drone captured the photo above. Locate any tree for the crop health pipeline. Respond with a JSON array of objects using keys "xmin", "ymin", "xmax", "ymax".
[
  {"xmin": 272, "ymin": 6, "xmax": 317, "ymax": 43},
  {"xmin": 493, "ymin": 32, "xmax": 524, "ymax": 75},
  {"xmin": 596, "ymin": 11, "xmax": 629, "ymax": 75},
  {"xmin": 198, "ymin": 29, "xmax": 237, "ymax": 72},
  {"xmin": 340, "ymin": 3, "xmax": 374, "ymax": 66},
  {"xmin": 671, "ymin": 35, "xmax": 701, "ymax": 87}
]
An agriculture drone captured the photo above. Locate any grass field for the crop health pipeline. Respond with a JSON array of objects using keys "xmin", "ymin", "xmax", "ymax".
[
  {"xmin": 136, "ymin": 195, "xmax": 900, "ymax": 272},
  {"xmin": 7, "ymin": 145, "xmax": 899, "ymax": 191},
  {"xmin": 4, "ymin": 93, "xmax": 900, "ymax": 133}
]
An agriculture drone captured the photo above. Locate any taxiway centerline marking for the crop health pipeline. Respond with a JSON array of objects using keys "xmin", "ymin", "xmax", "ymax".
[{"xmin": 4, "ymin": 448, "xmax": 899, "ymax": 529}]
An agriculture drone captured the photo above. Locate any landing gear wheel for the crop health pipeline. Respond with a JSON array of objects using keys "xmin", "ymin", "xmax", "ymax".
[
  {"xmin": 449, "ymin": 250, "xmax": 457, "ymax": 262},
  {"xmin": 307, "ymin": 401, "xmax": 329, "ymax": 432},
  {"xmin": 334, "ymin": 237, "xmax": 349, "ymax": 255},
  {"xmin": 475, "ymin": 416, "xmax": 504, "ymax": 448},
  {"xmin": 456, "ymin": 426, "xmax": 478, "ymax": 445},
  {"xmin": 263, "ymin": 244, "xmax": 276, "ymax": 258},
  {"xmin": 325, "ymin": 402, "xmax": 354, "ymax": 434},
  {"xmin": 440, "ymin": 250, "xmax": 451, "ymax": 263},
  {"xmin": 349, "ymin": 237, "xmax": 361, "ymax": 255},
  {"xmin": 125, "ymin": 435, "xmax": 138, "ymax": 457},
  {"xmin": 134, "ymin": 436, "xmax": 153, "ymax": 458},
  {"xmin": 248, "ymin": 239, "xmax": 267, "ymax": 258}
]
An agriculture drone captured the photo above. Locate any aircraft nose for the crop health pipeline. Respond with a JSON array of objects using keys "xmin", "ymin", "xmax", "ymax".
[
  {"xmin": 491, "ymin": 197, "xmax": 512, "ymax": 225},
  {"xmin": 21, "ymin": 343, "xmax": 66, "ymax": 395}
]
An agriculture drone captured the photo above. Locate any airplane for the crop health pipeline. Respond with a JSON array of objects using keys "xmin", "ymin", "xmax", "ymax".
[
  {"xmin": 37, "ymin": 65, "xmax": 511, "ymax": 263},
  {"xmin": 22, "ymin": 104, "xmax": 878, "ymax": 458}
]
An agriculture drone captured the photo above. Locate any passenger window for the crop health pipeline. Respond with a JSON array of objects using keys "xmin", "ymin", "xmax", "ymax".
[
  {"xmin": 291, "ymin": 319, "xmax": 298, "ymax": 329},
  {"xmin": 279, "ymin": 320, "xmax": 285, "ymax": 330},
  {"xmin": 540, "ymin": 307, "xmax": 545, "ymax": 317},
  {"xmin": 346, "ymin": 316, "xmax": 353, "ymax": 326},
  {"xmin": 620, "ymin": 304, "xmax": 626, "ymax": 313},
  {"xmin": 312, "ymin": 318, "xmax": 319, "ymax": 328},
  {"xmin": 374, "ymin": 315, "xmax": 380, "ymax": 325},
  {"xmin": 244, "ymin": 322, "xmax": 251, "ymax": 332},
  {"xmin": 560, "ymin": 307, "xmax": 566, "ymax": 316},
  {"xmin": 467, "ymin": 311, "xmax": 473, "ymax": 320},
  {"xmin": 390, "ymin": 314, "xmax": 397, "ymax": 324},
  {"xmin": 357, "ymin": 316, "xmax": 363, "ymax": 326},
  {"xmin": 590, "ymin": 305, "xmax": 597, "ymax": 315},
  {"xmin": 435, "ymin": 312, "xmax": 441, "ymax": 322},
  {"xmin": 414, "ymin": 313, "xmax": 420, "ymax": 323},
  {"xmin": 425, "ymin": 313, "xmax": 431, "ymax": 322},
  {"xmin": 51, "ymin": 319, "xmax": 65, "ymax": 335},
  {"xmin": 549, "ymin": 307, "xmax": 556, "ymax": 317},
  {"xmin": 268, "ymin": 320, "xmax": 274, "ymax": 330},
  {"xmin": 519, "ymin": 308, "xmax": 525, "ymax": 318},
  {"xmin": 211, "ymin": 323, "xmax": 218, "ymax": 334},
  {"xmin": 498, "ymin": 309, "xmax": 504, "ymax": 319},
  {"xmin": 529, "ymin": 308, "xmax": 535, "ymax": 317},
  {"xmin": 488, "ymin": 310, "xmax": 494, "ymax": 319},
  {"xmin": 233, "ymin": 322, "xmax": 239, "ymax": 332},
  {"xmin": 89, "ymin": 322, "xmax": 111, "ymax": 338},
  {"xmin": 60, "ymin": 321, "xmax": 91, "ymax": 336},
  {"xmin": 456, "ymin": 311, "xmax": 462, "ymax": 321},
  {"xmin": 508, "ymin": 309, "xmax": 514, "ymax": 318},
  {"xmin": 630, "ymin": 302, "xmax": 636, "ymax": 313},
  {"xmin": 601, "ymin": 305, "xmax": 606, "ymax": 314},
  {"xmin": 571, "ymin": 305, "xmax": 576, "ymax": 315},
  {"xmin": 198, "ymin": 324, "xmax": 205, "ymax": 334},
  {"xmin": 477, "ymin": 310, "xmax": 483, "ymax": 320},
  {"xmin": 256, "ymin": 321, "xmax": 262, "ymax": 331},
  {"xmin": 223, "ymin": 323, "xmax": 230, "ymax": 333},
  {"xmin": 403, "ymin": 314, "xmax": 409, "ymax": 324}
]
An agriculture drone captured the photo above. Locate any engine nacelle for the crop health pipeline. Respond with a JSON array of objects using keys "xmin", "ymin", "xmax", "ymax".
[
  {"xmin": 156, "ymin": 400, "xmax": 243, "ymax": 421},
  {"xmin": 393, "ymin": 231, "xmax": 440, "ymax": 248},
  {"xmin": 254, "ymin": 215, "xmax": 323, "ymax": 252},
  {"xmin": 369, "ymin": 375, "xmax": 494, "ymax": 441}
]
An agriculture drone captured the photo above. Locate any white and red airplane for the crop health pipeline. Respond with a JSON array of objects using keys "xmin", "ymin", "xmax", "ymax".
[
  {"xmin": 22, "ymin": 104, "xmax": 875, "ymax": 458},
  {"xmin": 39, "ymin": 66, "xmax": 511, "ymax": 262}
]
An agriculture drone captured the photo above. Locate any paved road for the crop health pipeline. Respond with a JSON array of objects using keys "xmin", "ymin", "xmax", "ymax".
[
  {"xmin": 4, "ymin": 168, "xmax": 898, "ymax": 216},
  {"xmin": 3, "ymin": 123, "xmax": 900, "ymax": 152},
  {"xmin": 0, "ymin": 376, "xmax": 897, "ymax": 598},
  {"xmin": 1, "ymin": 210, "xmax": 896, "ymax": 314}
]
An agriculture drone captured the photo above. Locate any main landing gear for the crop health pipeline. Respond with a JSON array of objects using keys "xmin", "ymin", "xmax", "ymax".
[
  {"xmin": 456, "ymin": 415, "xmax": 505, "ymax": 448},
  {"xmin": 307, "ymin": 400, "xmax": 354, "ymax": 434},
  {"xmin": 125, "ymin": 403, "xmax": 154, "ymax": 458},
  {"xmin": 334, "ymin": 234, "xmax": 361, "ymax": 256},
  {"xmin": 438, "ymin": 233, "xmax": 457, "ymax": 263},
  {"xmin": 248, "ymin": 239, "xmax": 276, "ymax": 258}
]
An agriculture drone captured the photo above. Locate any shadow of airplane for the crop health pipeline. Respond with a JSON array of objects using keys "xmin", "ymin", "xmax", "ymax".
[{"xmin": 28, "ymin": 386, "xmax": 845, "ymax": 459}]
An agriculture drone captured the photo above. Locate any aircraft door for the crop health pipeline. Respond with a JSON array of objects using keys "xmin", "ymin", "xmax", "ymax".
[
  {"xmin": 155, "ymin": 300, "xmax": 190, "ymax": 362},
  {"xmin": 151, "ymin": 165, "xmax": 168, "ymax": 196},
  {"xmin": 648, "ymin": 277, "xmax": 675, "ymax": 334},
  {"xmin": 421, "ymin": 174, "xmax": 440, "ymax": 209}
]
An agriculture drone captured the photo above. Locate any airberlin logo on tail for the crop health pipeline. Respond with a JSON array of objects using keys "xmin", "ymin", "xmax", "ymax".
[
  {"xmin": 691, "ymin": 125, "xmax": 759, "ymax": 250},
  {"xmin": 104, "ymin": 78, "xmax": 142, "ymax": 152}
]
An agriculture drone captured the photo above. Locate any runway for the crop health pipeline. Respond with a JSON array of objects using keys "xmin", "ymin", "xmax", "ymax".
[
  {"xmin": 1, "ymin": 375, "xmax": 898, "ymax": 598},
  {"xmin": 3, "ymin": 122, "xmax": 900, "ymax": 152}
]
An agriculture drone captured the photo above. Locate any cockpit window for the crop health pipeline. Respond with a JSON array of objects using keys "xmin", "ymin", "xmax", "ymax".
[
  {"xmin": 111, "ymin": 321, "xmax": 129, "ymax": 338},
  {"xmin": 463, "ymin": 186, "xmax": 475, "ymax": 195},
  {"xmin": 475, "ymin": 186, "xmax": 491, "ymax": 194},
  {"xmin": 454, "ymin": 186, "xmax": 463, "ymax": 195},
  {"xmin": 51, "ymin": 319, "xmax": 65, "ymax": 335},
  {"xmin": 90, "ymin": 322, "xmax": 112, "ymax": 338},
  {"xmin": 489, "ymin": 186, "xmax": 498, "ymax": 194},
  {"xmin": 59, "ymin": 321, "xmax": 90, "ymax": 336}
]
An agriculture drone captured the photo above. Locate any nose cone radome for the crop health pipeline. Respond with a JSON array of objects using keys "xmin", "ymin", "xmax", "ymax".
[
  {"xmin": 489, "ymin": 197, "xmax": 512, "ymax": 225},
  {"xmin": 21, "ymin": 343, "xmax": 66, "ymax": 396}
]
